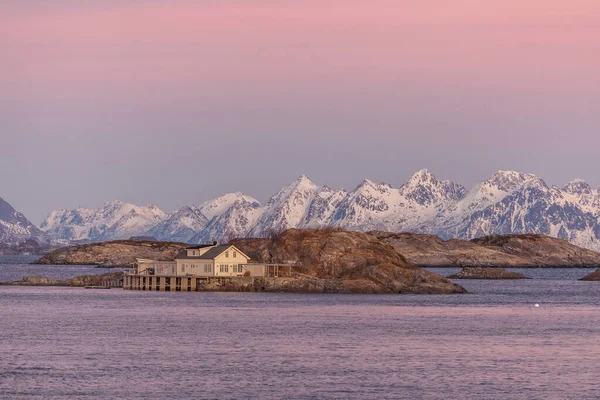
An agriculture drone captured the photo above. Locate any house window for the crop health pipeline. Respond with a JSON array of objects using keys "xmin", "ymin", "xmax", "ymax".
[
  {"xmin": 204, "ymin": 264, "xmax": 212, "ymax": 273},
  {"xmin": 225, "ymin": 251, "xmax": 229, "ymax": 258},
  {"xmin": 233, "ymin": 252, "xmax": 237, "ymax": 258},
  {"xmin": 233, "ymin": 265, "xmax": 243, "ymax": 273},
  {"xmin": 220, "ymin": 265, "xmax": 228, "ymax": 273},
  {"xmin": 193, "ymin": 251, "xmax": 196, "ymax": 256},
  {"xmin": 181, "ymin": 264, "xmax": 185, "ymax": 272}
]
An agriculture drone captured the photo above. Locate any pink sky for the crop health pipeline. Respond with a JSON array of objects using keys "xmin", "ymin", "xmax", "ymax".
[{"xmin": 1, "ymin": 1, "xmax": 600, "ymax": 222}]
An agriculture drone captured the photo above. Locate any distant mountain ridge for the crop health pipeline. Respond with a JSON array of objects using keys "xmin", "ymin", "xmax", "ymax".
[
  {"xmin": 0, "ymin": 197, "xmax": 43, "ymax": 245},
  {"xmin": 4, "ymin": 169, "xmax": 600, "ymax": 252}
]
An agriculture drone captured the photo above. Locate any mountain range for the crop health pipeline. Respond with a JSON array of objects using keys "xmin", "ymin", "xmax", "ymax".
[{"xmin": 2, "ymin": 169, "xmax": 600, "ymax": 252}]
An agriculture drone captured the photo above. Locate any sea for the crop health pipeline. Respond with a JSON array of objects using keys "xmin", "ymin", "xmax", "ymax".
[{"xmin": 1, "ymin": 256, "xmax": 599, "ymax": 399}]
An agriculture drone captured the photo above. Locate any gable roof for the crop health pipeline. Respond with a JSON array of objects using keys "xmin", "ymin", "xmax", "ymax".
[{"xmin": 175, "ymin": 244, "xmax": 250, "ymax": 260}]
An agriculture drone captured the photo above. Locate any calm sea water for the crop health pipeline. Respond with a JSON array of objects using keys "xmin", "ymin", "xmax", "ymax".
[
  {"xmin": 1, "ymin": 258, "xmax": 599, "ymax": 399},
  {"xmin": 0, "ymin": 255, "xmax": 126, "ymax": 282}
]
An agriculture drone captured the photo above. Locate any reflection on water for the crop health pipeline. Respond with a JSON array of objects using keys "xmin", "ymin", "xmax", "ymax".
[{"xmin": 2, "ymin": 276, "xmax": 600, "ymax": 399}]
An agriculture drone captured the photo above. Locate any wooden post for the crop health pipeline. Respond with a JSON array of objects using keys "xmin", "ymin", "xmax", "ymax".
[
  {"xmin": 159, "ymin": 276, "xmax": 166, "ymax": 291},
  {"xmin": 181, "ymin": 277, "xmax": 188, "ymax": 292},
  {"xmin": 151, "ymin": 276, "xmax": 157, "ymax": 291},
  {"xmin": 190, "ymin": 277, "xmax": 197, "ymax": 291},
  {"xmin": 170, "ymin": 276, "xmax": 177, "ymax": 292}
]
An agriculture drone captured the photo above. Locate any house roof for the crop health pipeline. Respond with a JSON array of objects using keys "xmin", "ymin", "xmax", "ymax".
[
  {"xmin": 185, "ymin": 243, "xmax": 217, "ymax": 250},
  {"xmin": 175, "ymin": 244, "xmax": 250, "ymax": 260}
]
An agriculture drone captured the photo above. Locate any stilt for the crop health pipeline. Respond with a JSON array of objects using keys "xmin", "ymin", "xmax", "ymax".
[
  {"xmin": 159, "ymin": 276, "xmax": 166, "ymax": 291},
  {"xmin": 190, "ymin": 277, "xmax": 197, "ymax": 291},
  {"xmin": 181, "ymin": 277, "xmax": 188, "ymax": 292},
  {"xmin": 170, "ymin": 276, "xmax": 177, "ymax": 292}
]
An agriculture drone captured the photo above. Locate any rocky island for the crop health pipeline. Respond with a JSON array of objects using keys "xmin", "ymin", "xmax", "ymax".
[
  {"xmin": 448, "ymin": 267, "xmax": 528, "ymax": 280},
  {"xmin": 373, "ymin": 232, "xmax": 600, "ymax": 268},
  {"xmin": 33, "ymin": 240, "xmax": 189, "ymax": 268},
  {"xmin": 228, "ymin": 229, "xmax": 465, "ymax": 294}
]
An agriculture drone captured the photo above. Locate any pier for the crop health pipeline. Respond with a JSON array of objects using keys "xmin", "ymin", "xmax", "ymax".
[{"xmin": 123, "ymin": 263, "xmax": 295, "ymax": 292}]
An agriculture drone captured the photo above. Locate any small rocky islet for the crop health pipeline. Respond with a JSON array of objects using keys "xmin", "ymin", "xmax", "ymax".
[
  {"xmin": 580, "ymin": 269, "xmax": 600, "ymax": 281},
  {"xmin": 448, "ymin": 267, "xmax": 528, "ymax": 280}
]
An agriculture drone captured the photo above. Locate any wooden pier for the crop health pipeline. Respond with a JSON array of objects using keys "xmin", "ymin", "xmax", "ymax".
[
  {"xmin": 123, "ymin": 263, "xmax": 296, "ymax": 292},
  {"xmin": 123, "ymin": 274, "xmax": 256, "ymax": 291}
]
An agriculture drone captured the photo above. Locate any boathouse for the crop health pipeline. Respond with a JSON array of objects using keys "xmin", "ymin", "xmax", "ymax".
[
  {"xmin": 175, "ymin": 244, "xmax": 254, "ymax": 277},
  {"xmin": 126, "ymin": 243, "xmax": 295, "ymax": 291}
]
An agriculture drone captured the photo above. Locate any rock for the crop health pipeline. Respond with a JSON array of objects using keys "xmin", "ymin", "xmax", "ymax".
[
  {"xmin": 34, "ymin": 240, "xmax": 189, "ymax": 267},
  {"xmin": 21, "ymin": 276, "xmax": 61, "ymax": 285},
  {"xmin": 65, "ymin": 272, "xmax": 124, "ymax": 287},
  {"xmin": 580, "ymin": 269, "xmax": 600, "ymax": 281},
  {"xmin": 4, "ymin": 272, "xmax": 124, "ymax": 287},
  {"xmin": 372, "ymin": 232, "xmax": 600, "ymax": 268},
  {"xmin": 471, "ymin": 234, "xmax": 600, "ymax": 267},
  {"xmin": 230, "ymin": 229, "xmax": 466, "ymax": 294},
  {"xmin": 448, "ymin": 267, "xmax": 528, "ymax": 280}
]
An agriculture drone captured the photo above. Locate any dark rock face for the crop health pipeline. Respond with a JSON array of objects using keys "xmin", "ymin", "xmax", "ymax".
[
  {"xmin": 231, "ymin": 229, "xmax": 466, "ymax": 294},
  {"xmin": 448, "ymin": 267, "xmax": 528, "ymax": 280},
  {"xmin": 34, "ymin": 240, "xmax": 188, "ymax": 267}
]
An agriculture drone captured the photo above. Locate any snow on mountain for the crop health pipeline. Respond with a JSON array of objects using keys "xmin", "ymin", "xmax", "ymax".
[
  {"xmin": 145, "ymin": 193, "xmax": 260, "ymax": 243},
  {"xmin": 248, "ymin": 175, "xmax": 319, "ymax": 237},
  {"xmin": 300, "ymin": 185, "xmax": 348, "ymax": 228},
  {"xmin": 39, "ymin": 170, "xmax": 600, "ymax": 252},
  {"xmin": 0, "ymin": 197, "xmax": 43, "ymax": 245},
  {"xmin": 198, "ymin": 192, "xmax": 259, "ymax": 220},
  {"xmin": 190, "ymin": 198, "xmax": 263, "ymax": 244},
  {"xmin": 40, "ymin": 201, "xmax": 167, "ymax": 242},
  {"xmin": 144, "ymin": 206, "xmax": 209, "ymax": 243}
]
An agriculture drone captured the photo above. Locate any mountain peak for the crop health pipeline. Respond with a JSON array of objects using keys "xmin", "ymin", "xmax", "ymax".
[
  {"xmin": 563, "ymin": 179, "xmax": 592, "ymax": 194},
  {"xmin": 485, "ymin": 170, "xmax": 545, "ymax": 192},
  {"xmin": 405, "ymin": 169, "xmax": 439, "ymax": 186},
  {"xmin": 293, "ymin": 175, "xmax": 317, "ymax": 189}
]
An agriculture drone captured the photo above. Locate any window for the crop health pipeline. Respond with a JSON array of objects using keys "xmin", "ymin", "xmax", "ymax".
[
  {"xmin": 225, "ymin": 251, "xmax": 229, "ymax": 258},
  {"xmin": 233, "ymin": 252, "xmax": 237, "ymax": 258},
  {"xmin": 220, "ymin": 265, "xmax": 228, "ymax": 273},
  {"xmin": 204, "ymin": 264, "xmax": 212, "ymax": 273},
  {"xmin": 234, "ymin": 265, "xmax": 243, "ymax": 273},
  {"xmin": 181, "ymin": 264, "xmax": 185, "ymax": 272},
  {"xmin": 193, "ymin": 251, "xmax": 196, "ymax": 256}
]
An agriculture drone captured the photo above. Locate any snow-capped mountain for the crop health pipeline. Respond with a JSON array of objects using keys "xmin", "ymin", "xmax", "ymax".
[
  {"xmin": 0, "ymin": 197, "xmax": 43, "ymax": 245},
  {"xmin": 247, "ymin": 175, "xmax": 318, "ymax": 237},
  {"xmin": 38, "ymin": 170, "xmax": 600, "ymax": 252},
  {"xmin": 144, "ymin": 206, "xmax": 209, "ymax": 243},
  {"xmin": 40, "ymin": 201, "xmax": 167, "ymax": 242},
  {"xmin": 148, "ymin": 193, "xmax": 260, "ymax": 243}
]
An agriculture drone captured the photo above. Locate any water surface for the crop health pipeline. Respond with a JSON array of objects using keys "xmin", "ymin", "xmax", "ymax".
[{"xmin": 2, "ymin": 271, "xmax": 600, "ymax": 399}]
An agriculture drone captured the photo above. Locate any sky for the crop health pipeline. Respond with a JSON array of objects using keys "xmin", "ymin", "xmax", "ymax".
[{"xmin": 1, "ymin": 0, "xmax": 600, "ymax": 224}]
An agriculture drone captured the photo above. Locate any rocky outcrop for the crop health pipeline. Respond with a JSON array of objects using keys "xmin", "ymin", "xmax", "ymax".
[
  {"xmin": 471, "ymin": 234, "xmax": 600, "ymax": 267},
  {"xmin": 34, "ymin": 240, "xmax": 188, "ymax": 267},
  {"xmin": 373, "ymin": 232, "xmax": 600, "ymax": 268},
  {"xmin": 230, "ymin": 229, "xmax": 465, "ymax": 294},
  {"xmin": 580, "ymin": 269, "xmax": 600, "ymax": 281},
  {"xmin": 4, "ymin": 272, "xmax": 124, "ymax": 287},
  {"xmin": 448, "ymin": 267, "xmax": 528, "ymax": 280}
]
